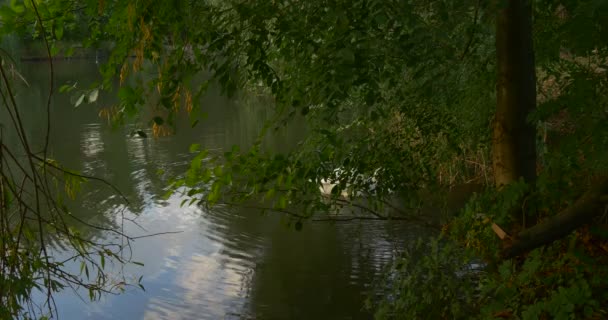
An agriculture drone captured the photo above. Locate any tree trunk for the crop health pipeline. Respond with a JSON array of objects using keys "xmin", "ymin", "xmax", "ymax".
[{"xmin": 493, "ymin": 0, "xmax": 537, "ymax": 189}]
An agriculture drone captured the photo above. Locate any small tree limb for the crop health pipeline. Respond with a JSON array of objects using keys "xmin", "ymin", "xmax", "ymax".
[
  {"xmin": 492, "ymin": 223, "xmax": 509, "ymax": 240},
  {"xmin": 502, "ymin": 178, "xmax": 608, "ymax": 259}
]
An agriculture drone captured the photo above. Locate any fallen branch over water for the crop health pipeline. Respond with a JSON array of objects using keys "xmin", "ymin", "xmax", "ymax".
[{"xmin": 502, "ymin": 178, "xmax": 608, "ymax": 259}]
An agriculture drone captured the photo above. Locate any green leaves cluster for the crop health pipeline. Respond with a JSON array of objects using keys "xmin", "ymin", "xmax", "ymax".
[
  {"xmin": 374, "ymin": 237, "xmax": 480, "ymax": 319},
  {"xmin": 376, "ymin": 232, "xmax": 608, "ymax": 320},
  {"xmin": 475, "ymin": 246, "xmax": 607, "ymax": 320},
  {"xmin": 0, "ymin": 155, "xmax": 138, "ymax": 319}
]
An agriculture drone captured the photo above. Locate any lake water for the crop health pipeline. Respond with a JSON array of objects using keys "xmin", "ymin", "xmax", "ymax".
[{"xmin": 6, "ymin": 60, "xmax": 430, "ymax": 319}]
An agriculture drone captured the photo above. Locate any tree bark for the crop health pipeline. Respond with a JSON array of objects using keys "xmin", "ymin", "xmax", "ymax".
[
  {"xmin": 502, "ymin": 178, "xmax": 608, "ymax": 259},
  {"xmin": 493, "ymin": 0, "xmax": 537, "ymax": 188}
]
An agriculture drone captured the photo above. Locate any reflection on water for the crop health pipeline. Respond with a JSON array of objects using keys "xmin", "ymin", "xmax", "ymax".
[{"xmin": 4, "ymin": 61, "xmax": 429, "ymax": 319}]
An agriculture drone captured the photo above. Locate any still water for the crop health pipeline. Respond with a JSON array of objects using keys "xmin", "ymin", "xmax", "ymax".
[{"xmin": 8, "ymin": 61, "xmax": 428, "ymax": 319}]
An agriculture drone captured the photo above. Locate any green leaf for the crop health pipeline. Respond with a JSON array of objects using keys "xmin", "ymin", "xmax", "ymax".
[
  {"xmin": 65, "ymin": 46, "xmax": 75, "ymax": 57},
  {"xmin": 88, "ymin": 89, "xmax": 99, "ymax": 103},
  {"xmin": 118, "ymin": 86, "xmax": 135, "ymax": 100},
  {"xmin": 277, "ymin": 195, "xmax": 288, "ymax": 209},
  {"xmin": 201, "ymin": 168, "xmax": 212, "ymax": 182},
  {"xmin": 55, "ymin": 19, "xmax": 64, "ymax": 40},
  {"xmin": 207, "ymin": 182, "xmax": 221, "ymax": 204},
  {"xmin": 265, "ymin": 188, "xmax": 275, "ymax": 200},
  {"xmin": 190, "ymin": 150, "xmax": 208, "ymax": 171},
  {"xmin": 11, "ymin": 4, "xmax": 24, "ymax": 13},
  {"xmin": 59, "ymin": 83, "xmax": 76, "ymax": 93},
  {"xmin": 189, "ymin": 143, "xmax": 201, "ymax": 153},
  {"xmin": 213, "ymin": 165, "xmax": 223, "ymax": 177},
  {"xmin": 180, "ymin": 198, "xmax": 188, "ymax": 207},
  {"xmin": 74, "ymin": 94, "xmax": 85, "ymax": 107},
  {"xmin": 50, "ymin": 43, "xmax": 59, "ymax": 57}
]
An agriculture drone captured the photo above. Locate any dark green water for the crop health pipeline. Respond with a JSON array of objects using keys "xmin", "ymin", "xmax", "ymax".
[{"xmin": 5, "ymin": 61, "xmax": 428, "ymax": 319}]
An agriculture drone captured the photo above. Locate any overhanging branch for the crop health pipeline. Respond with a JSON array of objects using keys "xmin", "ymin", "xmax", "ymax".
[{"xmin": 502, "ymin": 178, "xmax": 608, "ymax": 259}]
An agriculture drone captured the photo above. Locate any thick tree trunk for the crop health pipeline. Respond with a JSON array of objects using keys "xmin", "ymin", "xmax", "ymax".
[
  {"xmin": 492, "ymin": 4, "xmax": 607, "ymax": 258},
  {"xmin": 493, "ymin": 0, "xmax": 537, "ymax": 188},
  {"xmin": 502, "ymin": 178, "xmax": 608, "ymax": 258}
]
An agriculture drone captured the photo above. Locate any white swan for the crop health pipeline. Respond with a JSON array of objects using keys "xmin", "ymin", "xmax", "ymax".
[
  {"xmin": 317, "ymin": 167, "xmax": 383, "ymax": 198},
  {"xmin": 317, "ymin": 168, "xmax": 349, "ymax": 197},
  {"xmin": 319, "ymin": 178, "xmax": 350, "ymax": 198}
]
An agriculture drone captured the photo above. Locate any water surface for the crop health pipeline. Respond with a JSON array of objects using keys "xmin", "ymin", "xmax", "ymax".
[{"xmin": 7, "ymin": 61, "xmax": 428, "ymax": 319}]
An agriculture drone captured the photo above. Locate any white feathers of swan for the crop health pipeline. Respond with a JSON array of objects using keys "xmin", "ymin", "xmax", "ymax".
[{"xmin": 318, "ymin": 167, "xmax": 382, "ymax": 198}]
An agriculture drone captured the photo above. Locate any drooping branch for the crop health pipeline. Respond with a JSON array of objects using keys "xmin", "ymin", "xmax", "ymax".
[{"xmin": 502, "ymin": 178, "xmax": 608, "ymax": 259}]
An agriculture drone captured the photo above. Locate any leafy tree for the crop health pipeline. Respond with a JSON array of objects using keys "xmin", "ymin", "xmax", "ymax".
[{"xmin": 0, "ymin": 1, "xmax": 144, "ymax": 318}]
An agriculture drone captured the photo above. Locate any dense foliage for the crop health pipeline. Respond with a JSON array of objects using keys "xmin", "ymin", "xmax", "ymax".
[{"xmin": 0, "ymin": 0, "xmax": 607, "ymax": 318}]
